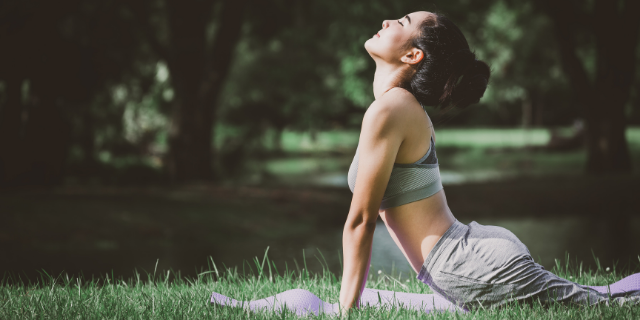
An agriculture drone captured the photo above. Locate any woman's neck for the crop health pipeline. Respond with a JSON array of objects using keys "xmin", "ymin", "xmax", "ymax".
[{"xmin": 372, "ymin": 61, "xmax": 410, "ymax": 100}]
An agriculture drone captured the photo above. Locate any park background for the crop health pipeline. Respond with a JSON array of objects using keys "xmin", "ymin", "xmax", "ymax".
[{"xmin": 1, "ymin": 0, "xmax": 639, "ymax": 283}]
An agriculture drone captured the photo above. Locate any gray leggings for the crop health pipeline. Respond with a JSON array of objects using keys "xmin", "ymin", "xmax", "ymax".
[{"xmin": 417, "ymin": 220, "xmax": 639, "ymax": 310}]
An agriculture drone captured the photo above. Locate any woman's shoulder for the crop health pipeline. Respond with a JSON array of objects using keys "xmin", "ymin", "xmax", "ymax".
[
  {"xmin": 368, "ymin": 87, "xmax": 418, "ymax": 112},
  {"xmin": 377, "ymin": 87, "xmax": 418, "ymax": 107},
  {"xmin": 365, "ymin": 87, "xmax": 423, "ymax": 123},
  {"xmin": 362, "ymin": 87, "xmax": 424, "ymax": 139}
]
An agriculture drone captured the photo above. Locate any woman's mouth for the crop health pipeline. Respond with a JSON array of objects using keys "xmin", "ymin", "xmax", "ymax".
[{"xmin": 376, "ymin": 32, "xmax": 380, "ymax": 38}]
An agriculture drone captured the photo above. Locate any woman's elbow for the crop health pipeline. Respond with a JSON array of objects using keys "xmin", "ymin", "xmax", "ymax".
[{"xmin": 344, "ymin": 212, "xmax": 378, "ymax": 232}]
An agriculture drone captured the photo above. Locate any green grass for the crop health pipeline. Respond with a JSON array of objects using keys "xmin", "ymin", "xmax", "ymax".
[
  {"xmin": 252, "ymin": 127, "xmax": 640, "ymax": 182},
  {"xmin": 271, "ymin": 127, "xmax": 640, "ymax": 151},
  {"xmin": 2, "ymin": 251, "xmax": 638, "ymax": 319}
]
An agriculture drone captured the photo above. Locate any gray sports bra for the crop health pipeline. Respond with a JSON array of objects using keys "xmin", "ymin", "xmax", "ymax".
[{"xmin": 347, "ymin": 108, "xmax": 443, "ymax": 210}]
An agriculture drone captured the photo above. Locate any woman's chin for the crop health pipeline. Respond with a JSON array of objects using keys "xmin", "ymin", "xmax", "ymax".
[
  {"xmin": 364, "ymin": 43, "xmax": 382, "ymax": 60},
  {"xmin": 363, "ymin": 39, "xmax": 375, "ymax": 52}
]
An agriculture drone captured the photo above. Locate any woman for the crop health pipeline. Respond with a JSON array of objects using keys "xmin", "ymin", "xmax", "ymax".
[{"xmin": 338, "ymin": 10, "xmax": 639, "ymax": 314}]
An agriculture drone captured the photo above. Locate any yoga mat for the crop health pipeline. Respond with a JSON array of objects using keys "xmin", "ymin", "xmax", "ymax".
[
  {"xmin": 210, "ymin": 273, "xmax": 640, "ymax": 316},
  {"xmin": 585, "ymin": 273, "xmax": 640, "ymax": 295}
]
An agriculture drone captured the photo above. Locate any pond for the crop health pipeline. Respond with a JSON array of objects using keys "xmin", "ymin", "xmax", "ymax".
[{"xmin": 2, "ymin": 176, "xmax": 639, "ymax": 284}]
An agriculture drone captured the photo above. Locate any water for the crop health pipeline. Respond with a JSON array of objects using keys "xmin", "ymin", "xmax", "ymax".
[{"xmin": 2, "ymin": 180, "xmax": 639, "ymax": 283}]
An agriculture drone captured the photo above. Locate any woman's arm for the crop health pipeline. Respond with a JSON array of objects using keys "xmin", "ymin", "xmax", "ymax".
[{"xmin": 338, "ymin": 94, "xmax": 406, "ymax": 312}]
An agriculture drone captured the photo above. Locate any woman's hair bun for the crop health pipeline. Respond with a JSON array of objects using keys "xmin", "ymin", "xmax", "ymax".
[
  {"xmin": 439, "ymin": 58, "xmax": 491, "ymax": 109},
  {"xmin": 406, "ymin": 13, "xmax": 491, "ymax": 110}
]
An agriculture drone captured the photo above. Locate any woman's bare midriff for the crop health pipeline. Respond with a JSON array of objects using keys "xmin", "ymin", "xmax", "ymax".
[{"xmin": 378, "ymin": 189, "xmax": 455, "ymax": 274}]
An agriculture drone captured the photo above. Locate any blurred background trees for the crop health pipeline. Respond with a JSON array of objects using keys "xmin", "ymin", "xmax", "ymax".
[
  {"xmin": 1, "ymin": 0, "xmax": 639, "ymax": 186},
  {"xmin": 539, "ymin": 0, "xmax": 640, "ymax": 173}
]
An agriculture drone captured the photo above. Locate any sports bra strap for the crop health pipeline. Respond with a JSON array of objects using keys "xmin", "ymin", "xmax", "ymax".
[{"xmin": 412, "ymin": 136, "xmax": 434, "ymax": 164}]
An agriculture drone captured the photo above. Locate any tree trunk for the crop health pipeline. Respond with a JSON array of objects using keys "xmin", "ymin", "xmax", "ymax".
[
  {"xmin": 583, "ymin": 103, "xmax": 631, "ymax": 173},
  {"xmin": 80, "ymin": 111, "xmax": 96, "ymax": 171},
  {"xmin": 273, "ymin": 128, "xmax": 283, "ymax": 153},
  {"xmin": 0, "ymin": 76, "xmax": 24, "ymax": 185},
  {"xmin": 164, "ymin": 0, "xmax": 246, "ymax": 181}
]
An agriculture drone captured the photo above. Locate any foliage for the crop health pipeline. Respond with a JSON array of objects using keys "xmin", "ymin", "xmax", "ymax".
[{"xmin": 1, "ymin": 0, "xmax": 639, "ymax": 183}]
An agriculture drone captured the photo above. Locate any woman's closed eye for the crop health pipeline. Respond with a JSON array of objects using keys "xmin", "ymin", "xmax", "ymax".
[{"xmin": 398, "ymin": 20, "xmax": 404, "ymax": 26}]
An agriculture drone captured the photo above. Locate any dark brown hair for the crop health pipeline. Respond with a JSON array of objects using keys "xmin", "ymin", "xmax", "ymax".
[{"xmin": 404, "ymin": 13, "xmax": 491, "ymax": 110}]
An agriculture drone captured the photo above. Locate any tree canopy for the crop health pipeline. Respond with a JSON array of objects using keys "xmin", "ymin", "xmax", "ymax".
[{"xmin": 1, "ymin": 0, "xmax": 639, "ymax": 185}]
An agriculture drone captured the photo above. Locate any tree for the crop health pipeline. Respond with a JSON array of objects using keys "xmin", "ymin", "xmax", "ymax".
[
  {"xmin": 129, "ymin": 0, "xmax": 247, "ymax": 181},
  {"xmin": 539, "ymin": 0, "xmax": 640, "ymax": 173},
  {"xmin": 132, "ymin": 0, "xmax": 309, "ymax": 181},
  {"xmin": 0, "ymin": 0, "xmax": 144, "ymax": 186}
]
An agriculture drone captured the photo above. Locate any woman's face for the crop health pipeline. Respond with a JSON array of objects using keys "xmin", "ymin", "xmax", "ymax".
[{"xmin": 365, "ymin": 11, "xmax": 432, "ymax": 64}]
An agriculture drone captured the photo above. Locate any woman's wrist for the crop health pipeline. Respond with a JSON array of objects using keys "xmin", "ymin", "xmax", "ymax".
[
  {"xmin": 339, "ymin": 301, "xmax": 357, "ymax": 317},
  {"xmin": 339, "ymin": 299, "xmax": 356, "ymax": 310}
]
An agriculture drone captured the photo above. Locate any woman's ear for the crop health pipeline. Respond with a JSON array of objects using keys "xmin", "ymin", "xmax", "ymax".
[{"xmin": 400, "ymin": 48, "xmax": 423, "ymax": 65}]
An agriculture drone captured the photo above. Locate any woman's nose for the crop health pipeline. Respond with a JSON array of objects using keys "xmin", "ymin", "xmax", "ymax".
[{"xmin": 382, "ymin": 20, "xmax": 389, "ymax": 29}]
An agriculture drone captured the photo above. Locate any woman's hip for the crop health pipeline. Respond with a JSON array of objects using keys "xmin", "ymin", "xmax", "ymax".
[
  {"xmin": 416, "ymin": 220, "xmax": 616, "ymax": 309},
  {"xmin": 416, "ymin": 220, "xmax": 549, "ymax": 307},
  {"xmin": 417, "ymin": 221, "xmax": 532, "ymax": 281}
]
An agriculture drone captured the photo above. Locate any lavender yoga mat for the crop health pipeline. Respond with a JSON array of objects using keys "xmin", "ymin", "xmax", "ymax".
[{"xmin": 210, "ymin": 273, "xmax": 640, "ymax": 316}]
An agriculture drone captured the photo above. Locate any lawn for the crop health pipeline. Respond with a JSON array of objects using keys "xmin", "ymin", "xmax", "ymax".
[
  {"xmin": 273, "ymin": 127, "xmax": 640, "ymax": 151},
  {"xmin": 1, "ymin": 253, "xmax": 638, "ymax": 319},
  {"xmin": 252, "ymin": 127, "xmax": 640, "ymax": 183}
]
